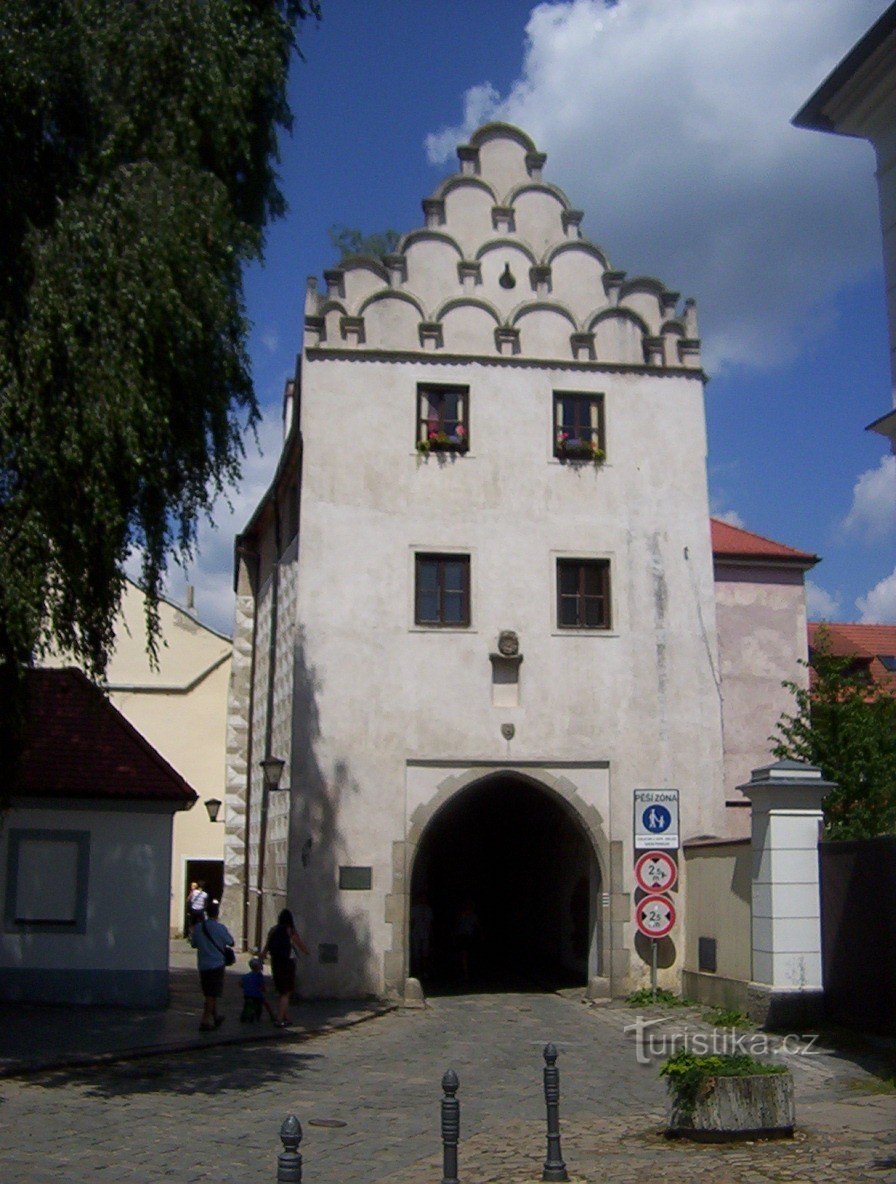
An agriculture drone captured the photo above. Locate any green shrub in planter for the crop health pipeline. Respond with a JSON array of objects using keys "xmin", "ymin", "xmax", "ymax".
[{"xmin": 661, "ymin": 1052, "xmax": 793, "ymax": 1141}]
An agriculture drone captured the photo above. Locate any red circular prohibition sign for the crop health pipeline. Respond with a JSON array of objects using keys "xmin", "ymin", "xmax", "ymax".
[
  {"xmin": 635, "ymin": 893, "xmax": 676, "ymax": 939},
  {"xmin": 634, "ymin": 850, "xmax": 678, "ymax": 894}
]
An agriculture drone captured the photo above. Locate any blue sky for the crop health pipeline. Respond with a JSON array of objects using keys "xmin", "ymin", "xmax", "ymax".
[{"xmin": 171, "ymin": 0, "xmax": 895, "ymax": 634}]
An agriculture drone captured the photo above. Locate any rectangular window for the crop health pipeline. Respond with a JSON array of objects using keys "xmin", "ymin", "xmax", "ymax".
[
  {"xmin": 557, "ymin": 558, "xmax": 611, "ymax": 629},
  {"xmin": 415, "ymin": 553, "xmax": 471, "ymax": 626},
  {"xmin": 554, "ymin": 392, "xmax": 605, "ymax": 460},
  {"xmin": 417, "ymin": 384, "xmax": 469, "ymax": 453},
  {"xmin": 4, "ymin": 829, "xmax": 90, "ymax": 933}
]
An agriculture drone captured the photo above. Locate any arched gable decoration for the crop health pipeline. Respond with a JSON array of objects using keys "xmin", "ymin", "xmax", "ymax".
[
  {"xmin": 432, "ymin": 174, "xmax": 499, "ymax": 204},
  {"xmin": 435, "ymin": 296, "xmax": 502, "ymax": 325},
  {"xmin": 619, "ymin": 276, "xmax": 667, "ymax": 300},
  {"xmin": 398, "ymin": 228, "xmax": 464, "ymax": 259},
  {"xmin": 318, "ymin": 298, "xmax": 348, "ymax": 318},
  {"xmin": 661, "ymin": 319, "xmax": 686, "ymax": 336},
  {"xmin": 587, "ymin": 306, "xmax": 651, "ymax": 336},
  {"xmin": 358, "ymin": 288, "xmax": 426, "ymax": 319},
  {"xmin": 510, "ymin": 300, "xmax": 579, "ymax": 331},
  {"xmin": 336, "ymin": 255, "xmax": 390, "ymax": 283},
  {"xmin": 467, "ymin": 122, "xmax": 538, "ymax": 154},
  {"xmin": 506, "ymin": 181, "xmax": 571, "ymax": 211},
  {"xmin": 546, "ymin": 240, "xmax": 611, "ymax": 272},
  {"xmin": 475, "ymin": 237, "xmax": 538, "ymax": 265}
]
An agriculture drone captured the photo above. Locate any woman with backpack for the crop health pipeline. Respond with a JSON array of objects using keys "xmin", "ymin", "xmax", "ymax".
[{"xmin": 260, "ymin": 908, "xmax": 309, "ymax": 1026}]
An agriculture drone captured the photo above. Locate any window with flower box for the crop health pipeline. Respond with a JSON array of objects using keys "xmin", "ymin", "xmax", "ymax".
[
  {"xmin": 417, "ymin": 384, "xmax": 469, "ymax": 454},
  {"xmin": 557, "ymin": 558, "xmax": 611, "ymax": 630},
  {"xmin": 415, "ymin": 553, "xmax": 470, "ymax": 627},
  {"xmin": 554, "ymin": 392, "xmax": 605, "ymax": 461}
]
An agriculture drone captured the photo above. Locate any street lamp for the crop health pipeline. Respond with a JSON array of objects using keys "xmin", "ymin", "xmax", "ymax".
[
  {"xmin": 204, "ymin": 798, "xmax": 224, "ymax": 823},
  {"xmin": 255, "ymin": 755, "xmax": 288, "ymax": 950}
]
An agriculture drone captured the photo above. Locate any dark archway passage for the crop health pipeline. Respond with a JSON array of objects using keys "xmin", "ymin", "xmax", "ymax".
[{"xmin": 410, "ymin": 775, "xmax": 600, "ymax": 992}]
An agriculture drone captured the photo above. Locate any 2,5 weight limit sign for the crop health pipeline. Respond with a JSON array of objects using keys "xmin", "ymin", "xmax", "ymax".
[{"xmin": 634, "ymin": 893, "xmax": 676, "ymax": 940}]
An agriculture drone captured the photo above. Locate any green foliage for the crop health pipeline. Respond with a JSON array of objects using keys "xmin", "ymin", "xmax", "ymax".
[
  {"xmin": 660, "ymin": 1051, "xmax": 785, "ymax": 1115},
  {"xmin": 329, "ymin": 225, "xmax": 401, "ymax": 261},
  {"xmin": 702, "ymin": 1007, "xmax": 752, "ymax": 1028},
  {"xmin": 772, "ymin": 626, "xmax": 896, "ymax": 839},
  {"xmin": 626, "ymin": 987, "xmax": 688, "ymax": 1008},
  {"xmin": 0, "ymin": 1, "xmax": 320, "ymax": 750}
]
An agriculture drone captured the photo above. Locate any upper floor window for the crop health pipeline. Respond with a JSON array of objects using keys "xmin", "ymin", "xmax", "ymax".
[
  {"xmin": 417, "ymin": 384, "xmax": 468, "ymax": 454},
  {"xmin": 554, "ymin": 392, "xmax": 605, "ymax": 461},
  {"xmin": 415, "ymin": 553, "xmax": 471, "ymax": 626},
  {"xmin": 557, "ymin": 558, "xmax": 611, "ymax": 629}
]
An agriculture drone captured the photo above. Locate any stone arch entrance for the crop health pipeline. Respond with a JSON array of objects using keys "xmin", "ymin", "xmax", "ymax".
[{"xmin": 409, "ymin": 772, "xmax": 602, "ymax": 991}]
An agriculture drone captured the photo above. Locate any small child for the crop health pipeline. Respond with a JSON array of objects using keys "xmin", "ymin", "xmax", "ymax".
[{"xmin": 240, "ymin": 957, "xmax": 277, "ymax": 1023}]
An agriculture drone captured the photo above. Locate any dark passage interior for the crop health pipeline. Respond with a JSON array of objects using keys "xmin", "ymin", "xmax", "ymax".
[{"xmin": 409, "ymin": 775, "xmax": 599, "ymax": 992}]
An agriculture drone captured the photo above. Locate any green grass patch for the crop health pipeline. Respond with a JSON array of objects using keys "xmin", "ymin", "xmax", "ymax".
[
  {"xmin": 702, "ymin": 1006, "xmax": 752, "ymax": 1028},
  {"xmin": 626, "ymin": 987, "xmax": 690, "ymax": 1008},
  {"xmin": 847, "ymin": 1073, "xmax": 896, "ymax": 1095},
  {"xmin": 660, "ymin": 1051, "xmax": 787, "ymax": 1117}
]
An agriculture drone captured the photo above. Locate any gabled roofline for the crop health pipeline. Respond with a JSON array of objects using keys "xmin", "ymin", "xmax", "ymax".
[{"xmin": 793, "ymin": 2, "xmax": 896, "ymax": 132}]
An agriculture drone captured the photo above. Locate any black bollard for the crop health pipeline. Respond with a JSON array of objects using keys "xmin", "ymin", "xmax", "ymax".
[
  {"xmin": 440, "ymin": 1069, "xmax": 460, "ymax": 1184},
  {"xmin": 277, "ymin": 1115, "xmax": 303, "ymax": 1183},
  {"xmin": 542, "ymin": 1044, "xmax": 568, "ymax": 1182}
]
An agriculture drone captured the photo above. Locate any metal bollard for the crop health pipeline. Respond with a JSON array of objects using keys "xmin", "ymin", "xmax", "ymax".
[
  {"xmin": 541, "ymin": 1044, "xmax": 568, "ymax": 1182},
  {"xmin": 277, "ymin": 1115, "xmax": 303, "ymax": 1183},
  {"xmin": 440, "ymin": 1069, "xmax": 460, "ymax": 1184}
]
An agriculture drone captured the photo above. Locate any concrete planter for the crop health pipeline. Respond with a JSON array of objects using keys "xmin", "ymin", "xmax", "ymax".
[{"xmin": 668, "ymin": 1070, "xmax": 795, "ymax": 1142}]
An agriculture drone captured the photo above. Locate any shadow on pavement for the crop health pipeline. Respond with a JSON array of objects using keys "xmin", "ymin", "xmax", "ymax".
[{"xmin": 21, "ymin": 1041, "xmax": 324, "ymax": 1098}]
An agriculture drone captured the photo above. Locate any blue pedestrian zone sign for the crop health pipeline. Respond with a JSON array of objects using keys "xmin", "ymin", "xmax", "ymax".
[{"xmin": 633, "ymin": 789, "xmax": 680, "ymax": 850}]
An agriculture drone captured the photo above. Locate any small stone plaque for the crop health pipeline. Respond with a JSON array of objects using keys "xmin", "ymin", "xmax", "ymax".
[
  {"xmin": 339, "ymin": 865, "xmax": 372, "ymax": 890},
  {"xmin": 698, "ymin": 936, "xmax": 717, "ymax": 973}
]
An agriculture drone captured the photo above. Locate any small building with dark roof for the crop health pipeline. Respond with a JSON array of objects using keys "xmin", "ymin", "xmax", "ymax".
[{"xmin": 1, "ymin": 668, "xmax": 197, "ymax": 1007}]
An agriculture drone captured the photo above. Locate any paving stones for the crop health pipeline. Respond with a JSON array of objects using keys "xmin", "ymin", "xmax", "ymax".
[{"xmin": 0, "ymin": 993, "xmax": 894, "ymax": 1183}]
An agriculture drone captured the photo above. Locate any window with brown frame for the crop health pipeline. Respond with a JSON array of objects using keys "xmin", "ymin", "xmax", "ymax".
[
  {"xmin": 415, "ymin": 553, "xmax": 470, "ymax": 626},
  {"xmin": 557, "ymin": 558, "xmax": 611, "ymax": 629},
  {"xmin": 417, "ymin": 384, "xmax": 469, "ymax": 453},
  {"xmin": 554, "ymin": 392, "xmax": 605, "ymax": 460}
]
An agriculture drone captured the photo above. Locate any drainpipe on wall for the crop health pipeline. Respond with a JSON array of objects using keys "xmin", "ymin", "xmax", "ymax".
[
  {"xmin": 254, "ymin": 499, "xmax": 283, "ymax": 952},
  {"xmin": 239, "ymin": 543, "xmax": 260, "ymax": 951}
]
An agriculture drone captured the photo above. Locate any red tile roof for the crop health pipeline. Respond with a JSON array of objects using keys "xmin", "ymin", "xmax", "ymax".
[
  {"xmin": 16, "ymin": 668, "xmax": 198, "ymax": 804},
  {"xmin": 711, "ymin": 518, "xmax": 819, "ymax": 566},
  {"xmin": 808, "ymin": 623, "xmax": 896, "ymax": 693}
]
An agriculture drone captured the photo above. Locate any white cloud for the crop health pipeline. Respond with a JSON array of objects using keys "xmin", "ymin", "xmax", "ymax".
[
  {"xmin": 261, "ymin": 328, "xmax": 280, "ymax": 354},
  {"xmin": 857, "ymin": 567, "xmax": 896, "ymax": 623},
  {"xmin": 842, "ymin": 453, "xmax": 896, "ymax": 540},
  {"xmin": 805, "ymin": 579, "xmax": 842, "ymax": 621},
  {"xmin": 426, "ymin": 0, "xmax": 884, "ymax": 373},
  {"xmin": 712, "ymin": 507, "xmax": 745, "ymax": 529}
]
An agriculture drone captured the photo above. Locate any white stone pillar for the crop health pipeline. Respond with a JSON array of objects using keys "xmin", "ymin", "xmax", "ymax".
[{"xmin": 739, "ymin": 760, "xmax": 834, "ymax": 1026}]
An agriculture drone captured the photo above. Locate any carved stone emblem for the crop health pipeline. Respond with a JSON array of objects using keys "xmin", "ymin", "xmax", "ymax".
[
  {"xmin": 497, "ymin": 630, "xmax": 519, "ymax": 657},
  {"xmin": 501, "ymin": 723, "xmax": 515, "ymax": 741}
]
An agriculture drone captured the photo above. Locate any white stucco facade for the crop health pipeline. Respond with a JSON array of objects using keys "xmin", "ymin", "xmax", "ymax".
[
  {"xmin": 0, "ymin": 803, "xmax": 176, "ymax": 1006},
  {"xmin": 225, "ymin": 124, "xmax": 745, "ymax": 998}
]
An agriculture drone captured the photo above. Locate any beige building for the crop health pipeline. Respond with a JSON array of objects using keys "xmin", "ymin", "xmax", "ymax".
[
  {"xmin": 46, "ymin": 580, "xmax": 231, "ymax": 933},
  {"xmin": 225, "ymin": 123, "xmax": 813, "ymax": 999}
]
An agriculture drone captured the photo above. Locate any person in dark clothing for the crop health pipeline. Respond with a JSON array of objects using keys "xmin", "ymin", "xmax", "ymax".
[{"xmin": 260, "ymin": 908, "xmax": 309, "ymax": 1026}]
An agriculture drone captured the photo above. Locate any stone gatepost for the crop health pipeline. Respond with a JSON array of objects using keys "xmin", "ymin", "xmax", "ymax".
[{"xmin": 739, "ymin": 759, "xmax": 834, "ymax": 1028}]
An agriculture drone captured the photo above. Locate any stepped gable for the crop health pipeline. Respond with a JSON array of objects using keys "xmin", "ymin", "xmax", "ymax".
[{"xmin": 303, "ymin": 122, "xmax": 701, "ymax": 368}]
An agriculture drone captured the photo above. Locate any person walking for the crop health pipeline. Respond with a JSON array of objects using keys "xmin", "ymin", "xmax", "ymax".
[
  {"xmin": 260, "ymin": 908, "xmax": 309, "ymax": 1026},
  {"xmin": 186, "ymin": 880, "xmax": 208, "ymax": 934},
  {"xmin": 190, "ymin": 899, "xmax": 234, "ymax": 1031}
]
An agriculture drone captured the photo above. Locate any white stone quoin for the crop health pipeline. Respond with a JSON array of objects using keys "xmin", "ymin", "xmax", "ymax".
[{"xmin": 740, "ymin": 760, "xmax": 832, "ymax": 1016}]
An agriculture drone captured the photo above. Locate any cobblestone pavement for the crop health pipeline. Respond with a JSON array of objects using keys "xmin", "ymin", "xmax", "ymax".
[{"xmin": 0, "ymin": 992, "xmax": 894, "ymax": 1183}]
